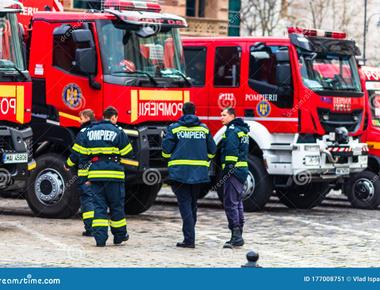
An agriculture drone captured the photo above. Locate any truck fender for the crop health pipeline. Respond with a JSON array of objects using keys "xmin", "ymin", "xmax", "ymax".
[{"xmin": 213, "ymin": 120, "xmax": 273, "ymax": 150}]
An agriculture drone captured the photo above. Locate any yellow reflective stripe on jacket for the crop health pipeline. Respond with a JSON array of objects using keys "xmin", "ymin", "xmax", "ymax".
[
  {"xmin": 172, "ymin": 126, "xmax": 209, "ymax": 134},
  {"xmin": 222, "ymin": 133, "xmax": 226, "ymax": 139},
  {"xmin": 222, "ymin": 161, "xmax": 248, "ymax": 169},
  {"xmin": 66, "ymin": 157, "xmax": 75, "ymax": 167},
  {"xmin": 168, "ymin": 160, "xmax": 210, "ymax": 167},
  {"xmin": 72, "ymin": 143, "xmax": 89, "ymax": 155},
  {"xmin": 78, "ymin": 169, "xmax": 89, "ymax": 177},
  {"xmin": 120, "ymin": 158, "xmax": 139, "ymax": 167},
  {"xmin": 120, "ymin": 143, "xmax": 133, "ymax": 156},
  {"xmin": 82, "ymin": 211, "xmax": 94, "ymax": 220},
  {"xmin": 237, "ymin": 132, "xmax": 248, "ymax": 138},
  {"xmin": 225, "ymin": 155, "xmax": 238, "ymax": 162},
  {"xmin": 88, "ymin": 147, "xmax": 120, "ymax": 155},
  {"xmin": 162, "ymin": 152, "xmax": 171, "ymax": 158},
  {"xmin": 236, "ymin": 161, "xmax": 248, "ymax": 167},
  {"xmin": 92, "ymin": 219, "xmax": 109, "ymax": 227},
  {"xmin": 110, "ymin": 219, "xmax": 127, "ymax": 228},
  {"xmin": 208, "ymin": 153, "xmax": 215, "ymax": 159},
  {"xmin": 88, "ymin": 170, "xmax": 125, "ymax": 179}
]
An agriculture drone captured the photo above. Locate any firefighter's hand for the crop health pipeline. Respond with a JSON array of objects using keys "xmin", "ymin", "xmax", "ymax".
[
  {"xmin": 64, "ymin": 164, "xmax": 70, "ymax": 172},
  {"xmin": 85, "ymin": 181, "xmax": 91, "ymax": 186},
  {"xmin": 222, "ymin": 164, "xmax": 235, "ymax": 177}
]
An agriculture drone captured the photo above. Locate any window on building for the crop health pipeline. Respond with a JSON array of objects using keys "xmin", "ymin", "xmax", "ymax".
[
  {"xmin": 186, "ymin": 0, "xmax": 206, "ymax": 17},
  {"xmin": 214, "ymin": 46, "xmax": 241, "ymax": 87},
  {"xmin": 249, "ymin": 45, "xmax": 293, "ymax": 108},
  {"xmin": 184, "ymin": 47, "xmax": 207, "ymax": 86}
]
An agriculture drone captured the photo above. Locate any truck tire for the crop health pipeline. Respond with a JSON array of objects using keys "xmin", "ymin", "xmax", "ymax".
[
  {"xmin": 216, "ymin": 155, "xmax": 273, "ymax": 212},
  {"xmin": 344, "ymin": 170, "xmax": 380, "ymax": 209},
  {"xmin": 124, "ymin": 183, "xmax": 161, "ymax": 215},
  {"xmin": 277, "ymin": 182, "xmax": 330, "ymax": 209},
  {"xmin": 26, "ymin": 153, "xmax": 80, "ymax": 218}
]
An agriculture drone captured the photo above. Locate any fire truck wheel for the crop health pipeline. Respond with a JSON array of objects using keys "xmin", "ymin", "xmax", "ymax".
[
  {"xmin": 216, "ymin": 155, "xmax": 273, "ymax": 212},
  {"xmin": 124, "ymin": 183, "xmax": 161, "ymax": 215},
  {"xmin": 26, "ymin": 153, "xmax": 80, "ymax": 218},
  {"xmin": 277, "ymin": 182, "xmax": 330, "ymax": 209},
  {"xmin": 344, "ymin": 170, "xmax": 380, "ymax": 209}
]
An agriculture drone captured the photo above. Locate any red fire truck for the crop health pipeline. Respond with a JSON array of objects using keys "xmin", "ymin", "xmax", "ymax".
[
  {"xmin": 343, "ymin": 66, "xmax": 380, "ymax": 209},
  {"xmin": 183, "ymin": 28, "xmax": 369, "ymax": 211},
  {"xmin": 0, "ymin": 0, "xmax": 34, "ymax": 194},
  {"xmin": 18, "ymin": 0, "xmax": 190, "ymax": 218}
]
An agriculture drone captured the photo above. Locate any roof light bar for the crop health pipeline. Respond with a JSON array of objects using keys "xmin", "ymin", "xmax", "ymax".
[
  {"xmin": 288, "ymin": 27, "xmax": 347, "ymax": 39},
  {"xmin": 104, "ymin": 0, "xmax": 161, "ymax": 12}
]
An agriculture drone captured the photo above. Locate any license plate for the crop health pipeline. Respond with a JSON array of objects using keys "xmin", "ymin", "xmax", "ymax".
[
  {"xmin": 336, "ymin": 168, "xmax": 350, "ymax": 175},
  {"xmin": 2, "ymin": 153, "xmax": 28, "ymax": 164}
]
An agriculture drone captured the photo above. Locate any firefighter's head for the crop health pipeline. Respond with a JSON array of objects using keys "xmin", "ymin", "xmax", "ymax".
[
  {"xmin": 103, "ymin": 106, "xmax": 119, "ymax": 124},
  {"xmin": 79, "ymin": 109, "xmax": 95, "ymax": 125},
  {"xmin": 221, "ymin": 107, "xmax": 236, "ymax": 125},
  {"xmin": 182, "ymin": 102, "xmax": 196, "ymax": 115}
]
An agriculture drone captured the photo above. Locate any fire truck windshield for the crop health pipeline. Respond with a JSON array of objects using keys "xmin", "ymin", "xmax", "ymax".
[
  {"xmin": 298, "ymin": 52, "xmax": 361, "ymax": 94},
  {"xmin": 0, "ymin": 12, "xmax": 25, "ymax": 72},
  {"xmin": 98, "ymin": 20, "xmax": 186, "ymax": 85}
]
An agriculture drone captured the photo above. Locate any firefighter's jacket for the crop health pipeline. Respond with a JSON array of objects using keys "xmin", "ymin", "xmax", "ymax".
[
  {"xmin": 66, "ymin": 121, "xmax": 93, "ymax": 184},
  {"xmin": 220, "ymin": 118, "xmax": 250, "ymax": 184},
  {"xmin": 74, "ymin": 120, "xmax": 135, "ymax": 182},
  {"xmin": 162, "ymin": 114, "xmax": 217, "ymax": 184}
]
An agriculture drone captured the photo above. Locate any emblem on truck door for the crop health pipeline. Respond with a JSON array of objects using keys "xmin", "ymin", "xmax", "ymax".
[
  {"xmin": 62, "ymin": 83, "xmax": 84, "ymax": 110},
  {"xmin": 256, "ymin": 100, "xmax": 271, "ymax": 117}
]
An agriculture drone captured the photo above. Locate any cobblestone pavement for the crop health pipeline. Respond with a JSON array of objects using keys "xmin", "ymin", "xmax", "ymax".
[{"xmin": 0, "ymin": 189, "xmax": 379, "ymax": 268}]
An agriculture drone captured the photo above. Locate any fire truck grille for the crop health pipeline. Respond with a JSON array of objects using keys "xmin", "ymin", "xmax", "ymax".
[
  {"xmin": 318, "ymin": 109, "xmax": 362, "ymax": 133},
  {"xmin": 147, "ymin": 133, "xmax": 166, "ymax": 168},
  {"xmin": 0, "ymin": 136, "xmax": 13, "ymax": 151}
]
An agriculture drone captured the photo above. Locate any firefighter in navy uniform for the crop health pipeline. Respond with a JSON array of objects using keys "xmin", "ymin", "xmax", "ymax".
[
  {"xmin": 162, "ymin": 102, "xmax": 216, "ymax": 248},
  {"xmin": 220, "ymin": 107, "xmax": 250, "ymax": 248},
  {"xmin": 65, "ymin": 109, "xmax": 96, "ymax": 237},
  {"xmin": 81, "ymin": 106, "xmax": 136, "ymax": 247}
]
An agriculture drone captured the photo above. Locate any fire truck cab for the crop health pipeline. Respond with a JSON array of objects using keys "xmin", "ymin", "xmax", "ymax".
[
  {"xmin": 183, "ymin": 28, "xmax": 368, "ymax": 210},
  {"xmin": 0, "ymin": 0, "xmax": 34, "ymax": 194},
  {"xmin": 23, "ymin": 0, "xmax": 190, "ymax": 217},
  {"xmin": 343, "ymin": 66, "xmax": 380, "ymax": 209}
]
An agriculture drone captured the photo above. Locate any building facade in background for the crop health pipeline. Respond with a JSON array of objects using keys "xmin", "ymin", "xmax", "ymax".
[{"xmin": 64, "ymin": 0, "xmax": 240, "ymax": 36}]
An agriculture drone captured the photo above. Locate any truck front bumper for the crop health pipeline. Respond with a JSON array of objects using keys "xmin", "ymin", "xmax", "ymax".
[{"xmin": 0, "ymin": 126, "xmax": 35, "ymax": 191}]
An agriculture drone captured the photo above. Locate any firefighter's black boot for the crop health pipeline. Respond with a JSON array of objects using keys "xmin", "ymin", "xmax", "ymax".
[
  {"xmin": 229, "ymin": 227, "xmax": 244, "ymax": 247},
  {"xmin": 223, "ymin": 230, "xmax": 234, "ymax": 249}
]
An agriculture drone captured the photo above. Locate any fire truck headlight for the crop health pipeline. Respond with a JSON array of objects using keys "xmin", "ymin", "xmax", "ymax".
[
  {"xmin": 123, "ymin": 129, "xmax": 139, "ymax": 137},
  {"xmin": 304, "ymin": 145, "xmax": 320, "ymax": 152},
  {"xmin": 353, "ymin": 115, "xmax": 359, "ymax": 122},
  {"xmin": 304, "ymin": 156, "xmax": 321, "ymax": 166},
  {"xmin": 322, "ymin": 114, "xmax": 329, "ymax": 121}
]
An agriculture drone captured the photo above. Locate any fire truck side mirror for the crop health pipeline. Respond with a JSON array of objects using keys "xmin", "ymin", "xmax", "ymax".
[
  {"xmin": 74, "ymin": 47, "xmax": 96, "ymax": 75},
  {"xmin": 72, "ymin": 29, "xmax": 94, "ymax": 46}
]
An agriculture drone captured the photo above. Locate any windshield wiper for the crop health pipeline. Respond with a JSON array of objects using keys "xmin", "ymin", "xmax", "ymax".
[
  {"xmin": 161, "ymin": 69, "xmax": 192, "ymax": 86},
  {"xmin": 112, "ymin": 70, "xmax": 158, "ymax": 86},
  {"xmin": 0, "ymin": 60, "xmax": 28, "ymax": 81}
]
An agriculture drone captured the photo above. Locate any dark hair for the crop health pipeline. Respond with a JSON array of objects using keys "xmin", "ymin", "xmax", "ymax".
[
  {"xmin": 79, "ymin": 109, "xmax": 95, "ymax": 122},
  {"xmin": 223, "ymin": 107, "xmax": 236, "ymax": 116},
  {"xmin": 182, "ymin": 102, "xmax": 196, "ymax": 115},
  {"xmin": 103, "ymin": 106, "xmax": 118, "ymax": 119}
]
